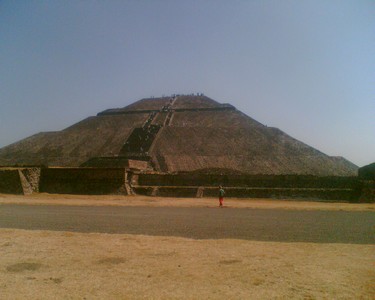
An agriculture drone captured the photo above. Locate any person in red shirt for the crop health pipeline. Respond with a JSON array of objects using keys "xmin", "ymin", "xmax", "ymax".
[{"xmin": 219, "ymin": 186, "xmax": 225, "ymax": 207}]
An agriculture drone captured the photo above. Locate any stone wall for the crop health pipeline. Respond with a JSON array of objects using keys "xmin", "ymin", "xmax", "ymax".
[
  {"xmin": 134, "ymin": 173, "xmax": 364, "ymax": 202},
  {"xmin": 0, "ymin": 169, "xmax": 24, "ymax": 194},
  {"xmin": 1, "ymin": 167, "xmax": 371, "ymax": 202},
  {"xmin": 133, "ymin": 186, "xmax": 198, "ymax": 198},
  {"xmin": 81, "ymin": 157, "xmax": 149, "ymax": 170},
  {"xmin": 137, "ymin": 173, "xmax": 360, "ymax": 189},
  {"xmin": 0, "ymin": 168, "xmax": 41, "ymax": 195},
  {"xmin": 203, "ymin": 187, "xmax": 356, "ymax": 201},
  {"xmin": 39, "ymin": 168, "xmax": 127, "ymax": 195},
  {"xmin": 358, "ymin": 181, "xmax": 375, "ymax": 202},
  {"xmin": 19, "ymin": 168, "xmax": 41, "ymax": 194}
]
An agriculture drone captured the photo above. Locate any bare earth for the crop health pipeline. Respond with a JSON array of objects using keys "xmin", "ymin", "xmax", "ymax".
[
  {"xmin": 1, "ymin": 193, "xmax": 374, "ymax": 211},
  {"xmin": 0, "ymin": 194, "xmax": 374, "ymax": 299}
]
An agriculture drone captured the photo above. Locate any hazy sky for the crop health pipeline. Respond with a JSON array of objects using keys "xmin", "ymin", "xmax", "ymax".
[{"xmin": 0, "ymin": 0, "xmax": 374, "ymax": 167}]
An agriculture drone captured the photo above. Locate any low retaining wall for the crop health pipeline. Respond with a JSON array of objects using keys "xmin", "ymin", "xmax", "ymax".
[
  {"xmin": 137, "ymin": 173, "xmax": 360, "ymax": 189},
  {"xmin": 39, "ymin": 168, "xmax": 127, "ymax": 195},
  {"xmin": 133, "ymin": 173, "xmax": 370, "ymax": 202},
  {"xmin": 132, "ymin": 186, "xmax": 358, "ymax": 201},
  {"xmin": 134, "ymin": 186, "xmax": 198, "ymax": 198},
  {"xmin": 1, "ymin": 167, "xmax": 372, "ymax": 202},
  {"xmin": 0, "ymin": 169, "xmax": 24, "ymax": 194},
  {"xmin": 0, "ymin": 168, "xmax": 41, "ymax": 195},
  {"xmin": 203, "ymin": 187, "xmax": 357, "ymax": 201},
  {"xmin": 19, "ymin": 168, "xmax": 41, "ymax": 194},
  {"xmin": 358, "ymin": 181, "xmax": 375, "ymax": 202}
]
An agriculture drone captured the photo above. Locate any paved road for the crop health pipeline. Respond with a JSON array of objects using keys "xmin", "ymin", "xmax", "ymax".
[{"xmin": 0, "ymin": 204, "xmax": 374, "ymax": 244}]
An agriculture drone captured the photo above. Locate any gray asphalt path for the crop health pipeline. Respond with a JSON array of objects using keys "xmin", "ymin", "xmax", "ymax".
[{"xmin": 0, "ymin": 204, "xmax": 374, "ymax": 244}]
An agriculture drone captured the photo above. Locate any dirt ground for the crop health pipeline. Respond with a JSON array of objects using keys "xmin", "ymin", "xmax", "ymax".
[
  {"xmin": 0, "ymin": 194, "xmax": 374, "ymax": 299},
  {"xmin": 0, "ymin": 193, "xmax": 374, "ymax": 211},
  {"xmin": 0, "ymin": 229, "xmax": 373, "ymax": 299}
]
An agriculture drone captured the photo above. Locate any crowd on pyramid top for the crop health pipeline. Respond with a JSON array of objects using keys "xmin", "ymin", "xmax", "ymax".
[{"xmin": 150, "ymin": 92, "xmax": 205, "ymax": 98}]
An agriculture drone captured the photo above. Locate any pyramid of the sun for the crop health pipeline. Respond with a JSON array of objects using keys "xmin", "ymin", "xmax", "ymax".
[{"xmin": 0, "ymin": 95, "xmax": 357, "ymax": 176}]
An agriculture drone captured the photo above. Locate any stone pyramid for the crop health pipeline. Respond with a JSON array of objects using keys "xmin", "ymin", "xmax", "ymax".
[{"xmin": 0, "ymin": 95, "xmax": 357, "ymax": 176}]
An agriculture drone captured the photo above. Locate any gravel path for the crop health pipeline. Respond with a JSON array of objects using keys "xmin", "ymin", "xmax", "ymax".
[{"xmin": 0, "ymin": 204, "xmax": 374, "ymax": 244}]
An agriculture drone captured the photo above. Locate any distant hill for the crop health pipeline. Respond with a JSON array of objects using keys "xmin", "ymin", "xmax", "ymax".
[{"xmin": 0, "ymin": 95, "xmax": 357, "ymax": 176}]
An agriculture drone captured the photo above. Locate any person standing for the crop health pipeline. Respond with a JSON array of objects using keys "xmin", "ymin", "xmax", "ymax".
[{"xmin": 219, "ymin": 186, "xmax": 225, "ymax": 207}]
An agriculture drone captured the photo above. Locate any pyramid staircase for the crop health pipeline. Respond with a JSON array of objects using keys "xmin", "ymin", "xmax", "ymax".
[
  {"xmin": 82, "ymin": 97, "xmax": 178, "ymax": 169},
  {"xmin": 118, "ymin": 97, "xmax": 177, "ymax": 159},
  {"xmin": 119, "ymin": 113, "xmax": 161, "ymax": 155}
]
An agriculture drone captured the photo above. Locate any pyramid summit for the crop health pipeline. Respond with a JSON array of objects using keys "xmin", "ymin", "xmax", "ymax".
[{"xmin": 0, "ymin": 94, "xmax": 357, "ymax": 176}]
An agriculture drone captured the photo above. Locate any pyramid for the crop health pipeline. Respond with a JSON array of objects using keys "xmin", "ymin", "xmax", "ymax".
[{"xmin": 0, "ymin": 95, "xmax": 357, "ymax": 176}]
